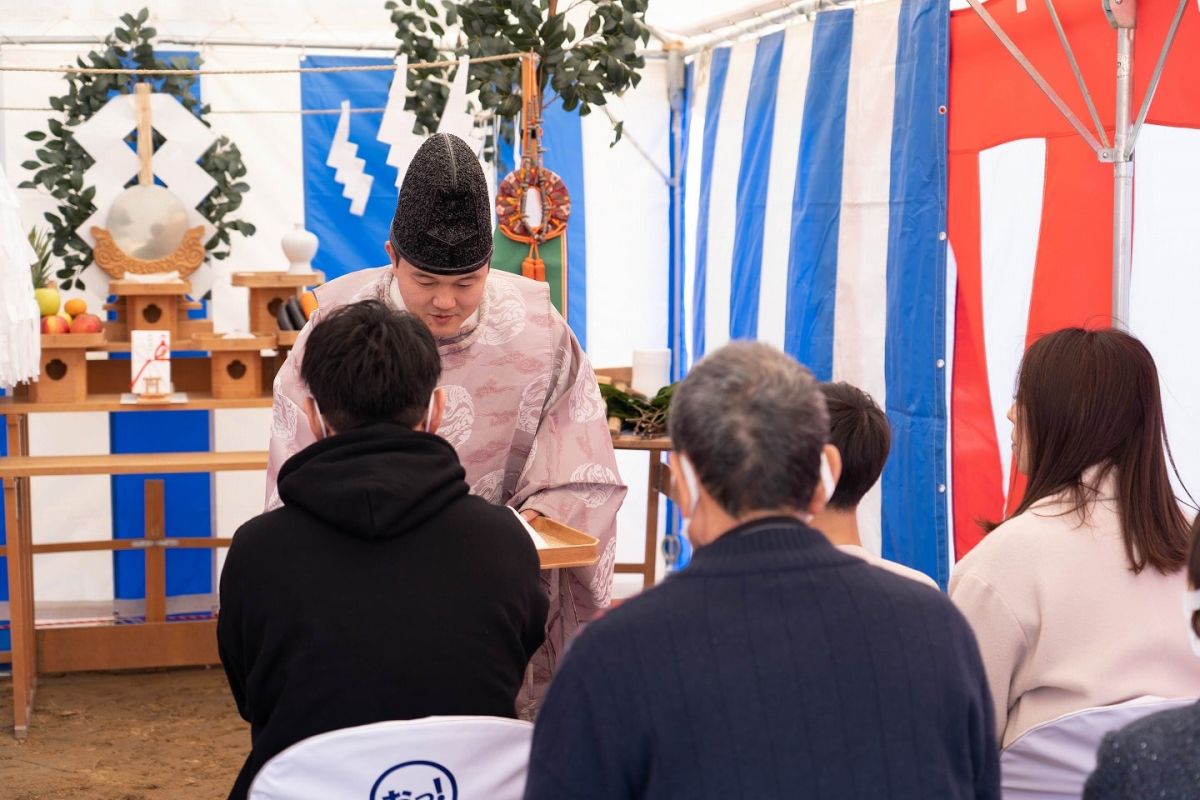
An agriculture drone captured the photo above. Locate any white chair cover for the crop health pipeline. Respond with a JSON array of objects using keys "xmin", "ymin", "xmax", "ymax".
[
  {"xmin": 1000, "ymin": 696, "xmax": 1195, "ymax": 799},
  {"xmin": 248, "ymin": 715, "xmax": 534, "ymax": 800}
]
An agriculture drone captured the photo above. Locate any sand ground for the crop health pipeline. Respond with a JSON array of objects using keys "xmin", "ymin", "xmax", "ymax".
[{"xmin": 0, "ymin": 667, "xmax": 248, "ymax": 800}]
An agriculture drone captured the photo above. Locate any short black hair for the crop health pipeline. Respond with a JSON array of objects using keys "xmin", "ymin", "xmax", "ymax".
[
  {"xmin": 820, "ymin": 382, "xmax": 891, "ymax": 510},
  {"xmin": 300, "ymin": 300, "xmax": 441, "ymax": 432}
]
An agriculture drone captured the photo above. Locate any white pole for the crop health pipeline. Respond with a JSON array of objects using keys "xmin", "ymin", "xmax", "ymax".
[{"xmin": 1112, "ymin": 28, "xmax": 1134, "ymax": 330}]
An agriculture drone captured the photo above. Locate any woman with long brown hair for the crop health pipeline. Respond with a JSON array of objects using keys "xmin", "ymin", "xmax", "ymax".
[{"xmin": 950, "ymin": 327, "xmax": 1200, "ymax": 749}]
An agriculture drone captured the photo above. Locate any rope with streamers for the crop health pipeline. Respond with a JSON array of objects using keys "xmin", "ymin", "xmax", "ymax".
[{"xmin": 0, "ymin": 52, "xmax": 522, "ymax": 76}]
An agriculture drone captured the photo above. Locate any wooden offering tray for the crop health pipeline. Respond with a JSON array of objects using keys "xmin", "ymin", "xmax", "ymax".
[
  {"xmin": 40, "ymin": 333, "xmax": 106, "ymax": 349},
  {"xmin": 532, "ymin": 516, "xmax": 601, "ymax": 569},
  {"xmin": 191, "ymin": 333, "xmax": 277, "ymax": 351},
  {"xmin": 29, "ymin": 332, "xmax": 107, "ymax": 403},
  {"xmin": 108, "ymin": 278, "xmax": 191, "ymax": 295}
]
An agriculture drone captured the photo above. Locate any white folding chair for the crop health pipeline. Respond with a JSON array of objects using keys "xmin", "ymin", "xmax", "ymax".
[
  {"xmin": 1000, "ymin": 696, "xmax": 1195, "ymax": 799},
  {"xmin": 248, "ymin": 715, "xmax": 534, "ymax": 800}
]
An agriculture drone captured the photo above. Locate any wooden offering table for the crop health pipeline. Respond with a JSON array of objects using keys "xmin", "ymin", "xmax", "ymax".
[
  {"xmin": 595, "ymin": 366, "xmax": 675, "ymax": 590},
  {"xmin": 0, "ymin": 393, "xmax": 271, "ymax": 739},
  {"xmin": 612, "ymin": 435, "xmax": 673, "ymax": 589},
  {"xmin": 231, "ymin": 271, "xmax": 322, "ymax": 335}
]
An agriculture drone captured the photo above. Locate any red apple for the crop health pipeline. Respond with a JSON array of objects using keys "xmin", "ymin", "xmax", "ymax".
[
  {"xmin": 42, "ymin": 315, "xmax": 70, "ymax": 334},
  {"xmin": 69, "ymin": 313, "xmax": 103, "ymax": 334}
]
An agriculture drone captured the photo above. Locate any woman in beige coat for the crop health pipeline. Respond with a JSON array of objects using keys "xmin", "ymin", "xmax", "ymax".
[{"xmin": 950, "ymin": 327, "xmax": 1200, "ymax": 749}]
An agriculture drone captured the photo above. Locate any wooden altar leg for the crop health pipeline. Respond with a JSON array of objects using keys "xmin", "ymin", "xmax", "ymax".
[
  {"xmin": 144, "ymin": 481, "xmax": 166, "ymax": 624},
  {"xmin": 641, "ymin": 453, "xmax": 663, "ymax": 589},
  {"xmin": 6, "ymin": 414, "xmax": 36, "ymax": 738}
]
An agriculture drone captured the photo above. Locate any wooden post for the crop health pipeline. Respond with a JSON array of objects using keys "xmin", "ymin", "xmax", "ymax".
[
  {"xmin": 135, "ymin": 82, "xmax": 153, "ymax": 186},
  {"xmin": 642, "ymin": 454, "xmax": 662, "ymax": 589},
  {"xmin": 519, "ymin": 53, "xmax": 541, "ymax": 170},
  {"xmin": 5, "ymin": 414, "xmax": 36, "ymax": 737},
  {"xmin": 144, "ymin": 480, "xmax": 166, "ymax": 623}
]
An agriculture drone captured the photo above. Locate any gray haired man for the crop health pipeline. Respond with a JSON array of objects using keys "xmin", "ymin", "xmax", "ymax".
[{"xmin": 524, "ymin": 342, "xmax": 1000, "ymax": 800}]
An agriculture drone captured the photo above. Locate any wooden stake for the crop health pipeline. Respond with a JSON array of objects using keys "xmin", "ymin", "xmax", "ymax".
[
  {"xmin": 144, "ymin": 479, "xmax": 166, "ymax": 623},
  {"xmin": 520, "ymin": 53, "xmax": 541, "ymax": 169},
  {"xmin": 135, "ymin": 82, "xmax": 153, "ymax": 186}
]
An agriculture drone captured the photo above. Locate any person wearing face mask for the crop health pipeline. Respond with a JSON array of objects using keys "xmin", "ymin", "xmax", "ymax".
[
  {"xmin": 524, "ymin": 342, "xmax": 1000, "ymax": 800},
  {"xmin": 266, "ymin": 133, "xmax": 625, "ymax": 715},
  {"xmin": 1083, "ymin": 515, "xmax": 1200, "ymax": 800},
  {"xmin": 950, "ymin": 328, "xmax": 1200, "ymax": 755},
  {"xmin": 219, "ymin": 301, "xmax": 548, "ymax": 800}
]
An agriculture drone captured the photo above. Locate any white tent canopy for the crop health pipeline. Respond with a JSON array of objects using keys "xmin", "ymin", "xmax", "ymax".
[{"xmin": 0, "ymin": 0, "xmax": 798, "ymax": 49}]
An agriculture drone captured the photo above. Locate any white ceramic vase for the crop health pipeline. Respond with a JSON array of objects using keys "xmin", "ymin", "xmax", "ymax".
[{"xmin": 282, "ymin": 224, "xmax": 319, "ymax": 274}]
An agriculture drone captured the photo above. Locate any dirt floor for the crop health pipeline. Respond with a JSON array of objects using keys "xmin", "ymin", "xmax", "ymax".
[{"xmin": 0, "ymin": 667, "xmax": 249, "ymax": 800}]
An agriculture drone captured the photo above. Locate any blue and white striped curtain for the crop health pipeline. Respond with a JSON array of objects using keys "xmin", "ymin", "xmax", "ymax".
[{"xmin": 674, "ymin": 0, "xmax": 952, "ymax": 585}]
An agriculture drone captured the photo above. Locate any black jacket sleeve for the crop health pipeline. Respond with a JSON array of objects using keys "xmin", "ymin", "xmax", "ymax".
[{"xmin": 217, "ymin": 530, "xmax": 251, "ymax": 722}]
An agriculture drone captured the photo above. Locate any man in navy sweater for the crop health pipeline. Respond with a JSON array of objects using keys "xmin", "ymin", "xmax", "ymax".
[{"xmin": 524, "ymin": 342, "xmax": 1000, "ymax": 799}]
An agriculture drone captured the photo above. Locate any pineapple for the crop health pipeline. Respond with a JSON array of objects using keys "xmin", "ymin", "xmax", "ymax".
[{"xmin": 29, "ymin": 227, "xmax": 60, "ymax": 318}]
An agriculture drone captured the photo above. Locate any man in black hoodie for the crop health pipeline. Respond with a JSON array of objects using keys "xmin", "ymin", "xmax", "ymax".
[{"xmin": 218, "ymin": 300, "xmax": 548, "ymax": 800}]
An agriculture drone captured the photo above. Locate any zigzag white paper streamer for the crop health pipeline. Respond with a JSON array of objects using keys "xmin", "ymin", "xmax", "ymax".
[
  {"xmin": 376, "ymin": 55, "xmax": 424, "ymax": 189},
  {"xmin": 325, "ymin": 100, "xmax": 374, "ymax": 216},
  {"xmin": 71, "ymin": 93, "xmax": 218, "ymax": 249},
  {"xmin": 0, "ymin": 163, "xmax": 40, "ymax": 387},
  {"xmin": 438, "ymin": 56, "xmax": 486, "ymax": 157}
]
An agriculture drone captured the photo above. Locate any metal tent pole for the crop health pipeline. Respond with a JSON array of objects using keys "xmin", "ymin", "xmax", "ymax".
[
  {"xmin": 1112, "ymin": 28, "xmax": 1134, "ymax": 330},
  {"xmin": 666, "ymin": 44, "xmax": 686, "ymax": 379},
  {"xmin": 969, "ymin": 0, "xmax": 1185, "ymax": 331}
]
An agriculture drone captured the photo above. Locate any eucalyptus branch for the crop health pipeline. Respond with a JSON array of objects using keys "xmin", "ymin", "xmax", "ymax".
[{"xmin": 391, "ymin": 0, "xmax": 649, "ymax": 147}]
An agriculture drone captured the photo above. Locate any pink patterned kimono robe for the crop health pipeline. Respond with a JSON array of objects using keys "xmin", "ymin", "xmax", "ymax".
[{"xmin": 265, "ymin": 266, "xmax": 626, "ymax": 714}]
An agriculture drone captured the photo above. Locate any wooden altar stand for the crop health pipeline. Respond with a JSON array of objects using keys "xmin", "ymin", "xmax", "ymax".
[
  {"xmin": 594, "ymin": 366, "xmax": 674, "ymax": 590},
  {"xmin": 612, "ymin": 436, "xmax": 672, "ymax": 589},
  {"xmin": 105, "ymin": 278, "xmax": 213, "ymax": 341},
  {"xmin": 231, "ymin": 271, "xmax": 323, "ymax": 335}
]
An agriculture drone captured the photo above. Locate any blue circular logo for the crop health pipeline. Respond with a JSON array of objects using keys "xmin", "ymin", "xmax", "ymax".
[{"xmin": 370, "ymin": 760, "xmax": 457, "ymax": 800}]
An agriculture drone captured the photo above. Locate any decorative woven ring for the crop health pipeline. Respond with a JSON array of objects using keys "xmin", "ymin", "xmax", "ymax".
[{"xmin": 496, "ymin": 166, "xmax": 570, "ymax": 243}]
